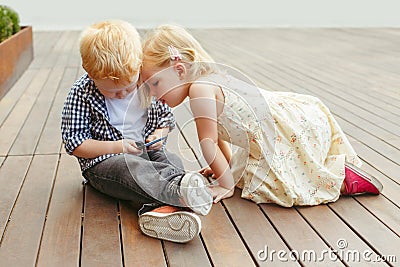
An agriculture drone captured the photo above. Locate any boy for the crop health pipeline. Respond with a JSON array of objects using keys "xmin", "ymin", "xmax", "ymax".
[{"xmin": 61, "ymin": 20, "xmax": 212, "ymax": 243}]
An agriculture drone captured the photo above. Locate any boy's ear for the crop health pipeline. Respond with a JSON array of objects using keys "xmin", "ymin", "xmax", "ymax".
[{"xmin": 174, "ymin": 63, "xmax": 186, "ymax": 79}]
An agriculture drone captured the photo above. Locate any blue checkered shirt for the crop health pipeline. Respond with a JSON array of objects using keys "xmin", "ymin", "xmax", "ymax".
[{"xmin": 61, "ymin": 74, "xmax": 175, "ymax": 171}]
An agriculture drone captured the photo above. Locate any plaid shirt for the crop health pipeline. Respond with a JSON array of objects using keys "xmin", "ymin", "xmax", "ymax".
[{"xmin": 61, "ymin": 74, "xmax": 175, "ymax": 172}]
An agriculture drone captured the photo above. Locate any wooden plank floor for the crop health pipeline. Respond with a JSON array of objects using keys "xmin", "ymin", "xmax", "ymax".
[{"xmin": 0, "ymin": 28, "xmax": 399, "ymax": 266}]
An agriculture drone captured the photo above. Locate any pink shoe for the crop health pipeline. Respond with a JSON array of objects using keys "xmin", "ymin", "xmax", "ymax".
[{"xmin": 342, "ymin": 163, "xmax": 383, "ymax": 195}]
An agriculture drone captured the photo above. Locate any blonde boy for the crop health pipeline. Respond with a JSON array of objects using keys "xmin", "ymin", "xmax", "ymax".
[{"xmin": 61, "ymin": 20, "xmax": 212, "ymax": 243}]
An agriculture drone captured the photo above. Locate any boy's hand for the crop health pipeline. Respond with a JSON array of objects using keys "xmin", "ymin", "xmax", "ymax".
[
  {"xmin": 146, "ymin": 127, "xmax": 169, "ymax": 150},
  {"xmin": 121, "ymin": 139, "xmax": 142, "ymax": 155},
  {"xmin": 145, "ymin": 134, "xmax": 164, "ymax": 150}
]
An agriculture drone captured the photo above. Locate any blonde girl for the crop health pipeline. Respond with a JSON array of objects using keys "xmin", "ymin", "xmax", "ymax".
[{"xmin": 141, "ymin": 24, "xmax": 383, "ymax": 206}]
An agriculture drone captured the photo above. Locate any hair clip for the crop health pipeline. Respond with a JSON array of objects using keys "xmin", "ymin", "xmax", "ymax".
[{"xmin": 168, "ymin": 45, "xmax": 182, "ymax": 61}]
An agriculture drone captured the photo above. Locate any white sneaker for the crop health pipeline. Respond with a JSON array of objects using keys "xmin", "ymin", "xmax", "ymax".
[
  {"xmin": 180, "ymin": 172, "xmax": 213, "ymax": 216},
  {"xmin": 139, "ymin": 206, "xmax": 201, "ymax": 243}
]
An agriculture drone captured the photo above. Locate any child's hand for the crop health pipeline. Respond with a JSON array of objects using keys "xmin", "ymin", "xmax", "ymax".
[
  {"xmin": 121, "ymin": 139, "xmax": 143, "ymax": 155},
  {"xmin": 200, "ymin": 166, "xmax": 215, "ymax": 178},
  {"xmin": 208, "ymin": 185, "xmax": 234, "ymax": 203},
  {"xmin": 145, "ymin": 134, "xmax": 164, "ymax": 150}
]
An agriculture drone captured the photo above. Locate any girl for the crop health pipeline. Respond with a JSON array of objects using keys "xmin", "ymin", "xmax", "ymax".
[{"xmin": 140, "ymin": 24, "xmax": 383, "ymax": 207}]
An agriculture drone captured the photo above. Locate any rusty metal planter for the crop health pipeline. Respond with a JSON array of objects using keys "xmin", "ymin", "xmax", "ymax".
[{"xmin": 0, "ymin": 26, "xmax": 33, "ymax": 100}]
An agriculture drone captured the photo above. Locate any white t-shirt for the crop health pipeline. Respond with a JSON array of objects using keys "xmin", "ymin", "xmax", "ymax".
[{"xmin": 105, "ymin": 90, "xmax": 148, "ymax": 142}]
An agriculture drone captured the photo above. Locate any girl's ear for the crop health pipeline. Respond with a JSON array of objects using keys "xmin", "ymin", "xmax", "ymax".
[{"xmin": 174, "ymin": 63, "xmax": 186, "ymax": 79}]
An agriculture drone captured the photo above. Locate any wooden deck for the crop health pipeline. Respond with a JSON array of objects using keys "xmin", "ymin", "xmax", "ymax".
[{"xmin": 0, "ymin": 28, "xmax": 399, "ymax": 266}]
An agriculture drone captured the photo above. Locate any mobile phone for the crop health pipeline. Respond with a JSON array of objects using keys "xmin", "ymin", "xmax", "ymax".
[{"xmin": 138, "ymin": 136, "xmax": 167, "ymax": 149}]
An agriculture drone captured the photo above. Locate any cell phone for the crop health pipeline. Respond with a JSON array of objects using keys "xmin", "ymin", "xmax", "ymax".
[{"xmin": 137, "ymin": 136, "xmax": 167, "ymax": 149}]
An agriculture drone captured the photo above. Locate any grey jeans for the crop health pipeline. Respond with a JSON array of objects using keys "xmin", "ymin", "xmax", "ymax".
[{"xmin": 83, "ymin": 149, "xmax": 186, "ymax": 210}]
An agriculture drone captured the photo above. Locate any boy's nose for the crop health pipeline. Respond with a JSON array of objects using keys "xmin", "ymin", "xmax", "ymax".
[
  {"xmin": 116, "ymin": 91, "xmax": 127, "ymax": 98},
  {"xmin": 149, "ymin": 86, "xmax": 156, "ymax": 96}
]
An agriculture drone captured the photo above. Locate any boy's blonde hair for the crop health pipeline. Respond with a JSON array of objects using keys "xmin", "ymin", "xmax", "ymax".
[
  {"xmin": 142, "ymin": 24, "xmax": 217, "ymax": 80},
  {"xmin": 80, "ymin": 20, "xmax": 142, "ymax": 85}
]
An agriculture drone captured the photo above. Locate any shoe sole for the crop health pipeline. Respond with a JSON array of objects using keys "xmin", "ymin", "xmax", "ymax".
[
  {"xmin": 346, "ymin": 162, "xmax": 383, "ymax": 194},
  {"xmin": 180, "ymin": 173, "xmax": 213, "ymax": 216},
  {"xmin": 139, "ymin": 211, "xmax": 201, "ymax": 243}
]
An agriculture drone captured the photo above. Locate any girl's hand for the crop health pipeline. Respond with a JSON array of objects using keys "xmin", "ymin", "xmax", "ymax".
[
  {"xmin": 200, "ymin": 166, "xmax": 215, "ymax": 178},
  {"xmin": 121, "ymin": 139, "xmax": 142, "ymax": 155},
  {"xmin": 208, "ymin": 185, "xmax": 234, "ymax": 203},
  {"xmin": 145, "ymin": 134, "xmax": 164, "ymax": 150}
]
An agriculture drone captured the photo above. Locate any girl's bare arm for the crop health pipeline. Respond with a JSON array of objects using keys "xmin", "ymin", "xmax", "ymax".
[{"xmin": 189, "ymin": 83, "xmax": 235, "ymax": 192}]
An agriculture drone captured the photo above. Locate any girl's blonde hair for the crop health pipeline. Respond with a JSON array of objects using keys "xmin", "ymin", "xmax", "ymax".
[
  {"xmin": 142, "ymin": 24, "xmax": 217, "ymax": 80},
  {"xmin": 80, "ymin": 20, "xmax": 142, "ymax": 85}
]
